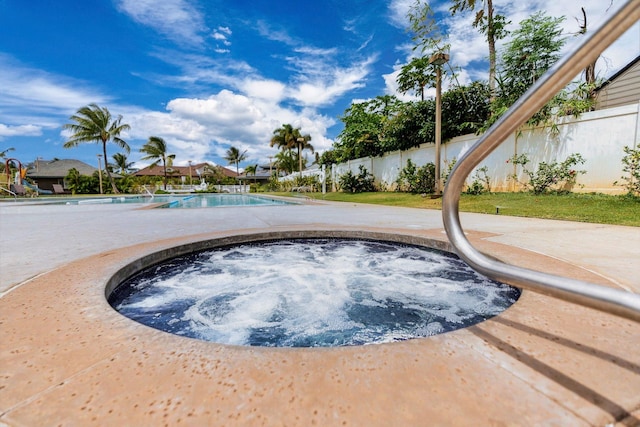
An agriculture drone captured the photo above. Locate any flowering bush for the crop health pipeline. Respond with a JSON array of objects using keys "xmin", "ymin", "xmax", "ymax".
[
  {"xmin": 614, "ymin": 146, "xmax": 640, "ymax": 197},
  {"xmin": 508, "ymin": 153, "xmax": 586, "ymax": 194}
]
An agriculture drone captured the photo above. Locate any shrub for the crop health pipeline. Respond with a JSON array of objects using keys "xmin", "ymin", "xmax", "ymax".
[
  {"xmin": 339, "ymin": 165, "xmax": 376, "ymax": 193},
  {"xmin": 65, "ymin": 168, "xmax": 101, "ymax": 194},
  {"xmin": 442, "ymin": 157, "xmax": 457, "ymax": 184},
  {"xmin": 396, "ymin": 159, "xmax": 435, "ymax": 194},
  {"xmin": 614, "ymin": 146, "xmax": 640, "ymax": 197},
  {"xmin": 466, "ymin": 166, "xmax": 491, "ymax": 195},
  {"xmin": 395, "ymin": 159, "xmax": 417, "ymax": 192},
  {"xmin": 508, "ymin": 153, "xmax": 586, "ymax": 194}
]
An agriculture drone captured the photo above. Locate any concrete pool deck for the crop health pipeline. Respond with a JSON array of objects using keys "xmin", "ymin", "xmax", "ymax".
[{"xmin": 1, "ymin": 198, "xmax": 639, "ymax": 425}]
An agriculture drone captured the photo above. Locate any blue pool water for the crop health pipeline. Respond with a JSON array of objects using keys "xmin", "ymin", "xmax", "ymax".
[
  {"xmin": 14, "ymin": 194, "xmax": 294, "ymax": 208},
  {"xmin": 157, "ymin": 194, "xmax": 292, "ymax": 208},
  {"xmin": 109, "ymin": 239, "xmax": 521, "ymax": 347}
]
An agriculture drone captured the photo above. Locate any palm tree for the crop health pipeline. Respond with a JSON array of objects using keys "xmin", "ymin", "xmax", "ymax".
[
  {"xmin": 224, "ymin": 146, "xmax": 247, "ymax": 176},
  {"xmin": 274, "ymin": 150, "xmax": 297, "ymax": 175},
  {"xmin": 270, "ymin": 124, "xmax": 312, "ymax": 173},
  {"xmin": 244, "ymin": 164, "xmax": 258, "ymax": 184},
  {"xmin": 295, "ymin": 135, "xmax": 314, "ymax": 174},
  {"xmin": 139, "ymin": 136, "xmax": 175, "ymax": 190},
  {"xmin": 112, "ymin": 153, "xmax": 134, "ymax": 174},
  {"xmin": 63, "ymin": 104, "xmax": 130, "ymax": 193},
  {"xmin": 270, "ymin": 124, "xmax": 297, "ymax": 152}
]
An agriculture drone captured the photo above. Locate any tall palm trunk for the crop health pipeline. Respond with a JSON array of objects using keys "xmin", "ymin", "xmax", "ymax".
[
  {"xmin": 487, "ymin": 0, "xmax": 496, "ymax": 101},
  {"xmin": 162, "ymin": 158, "xmax": 168, "ymax": 190},
  {"xmin": 102, "ymin": 141, "xmax": 119, "ymax": 193}
]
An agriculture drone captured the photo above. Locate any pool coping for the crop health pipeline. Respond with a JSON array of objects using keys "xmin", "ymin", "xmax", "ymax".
[{"xmin": 1, "ymin": 225, "xmax": 639, "ymax": 426}]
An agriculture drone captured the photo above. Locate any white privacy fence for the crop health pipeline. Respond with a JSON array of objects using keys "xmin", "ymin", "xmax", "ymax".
[{"xmin": 330, "ymin": 102, "xmax": 640, "ymax": 194}]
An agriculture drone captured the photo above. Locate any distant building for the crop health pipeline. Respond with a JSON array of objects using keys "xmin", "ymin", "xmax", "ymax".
[
  {"xmin": 595, "ymin": 55, "xmax": 640, "ymax": 110},
  {"xmin": 26, "ymin": 159, "xmax": 106, "ymax": 191},
  {"xmin": 240, "ymin": 163, "xmax": 277, "ymax": 184},
  {"xmin": 134, "ymin": 163, "xmax": 238, "ymax": 182}
]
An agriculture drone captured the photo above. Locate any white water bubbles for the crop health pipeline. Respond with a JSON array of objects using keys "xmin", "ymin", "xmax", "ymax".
[{"xmin": 109, "ymin": 239, "xmax": 520, "ymax": 347}]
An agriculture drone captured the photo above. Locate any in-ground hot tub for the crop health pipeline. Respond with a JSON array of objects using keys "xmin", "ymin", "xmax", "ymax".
[{"xmin": 107, "ymin": 231, "xmax": 521, "ymax": 347}]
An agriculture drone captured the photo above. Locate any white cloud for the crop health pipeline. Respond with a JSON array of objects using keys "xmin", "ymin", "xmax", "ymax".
[
  {"xmin": 0, "ymin": 124, "xmax": 42, "ymax": 139},
  {"xmin": 387, "ymin": 0, "xmax": 639, "ymax": 94},
  {"xmin": 117, "ymin": 90, "xmax": 335, "ymax": 167},
  {"xmin": 287, "ymin": 55, "xmax": 378, "ymax": 107},
  {"xmin": 388, "ymin": 0, "xmax": 414, "ymax": 28},
  {"xmin": 241, "ymin": 79, "xmax": 287, "ymax": 102},
  {"xmin": 212, "ymin": 26, "xmax": 232, "ymax": 48},
  {"xmin": 255, "ymin": 20, "xmax": 297, "ymax": 46},
  {"xmin": 0, "ymin": 55, "xmax": 110, "ymax": 130},
  {"xmin": 115, "ymin": 0, "xmax": 207, "ymax": 46}
]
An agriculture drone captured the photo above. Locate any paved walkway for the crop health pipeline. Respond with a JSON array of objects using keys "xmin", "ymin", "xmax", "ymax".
[
  {"xmin": 1, "ymin": 198, "xmax": 638, "ymax": 294},
  {"xmin": 1, "ymin": 197, "xmax": 639, "ymax": 426}
]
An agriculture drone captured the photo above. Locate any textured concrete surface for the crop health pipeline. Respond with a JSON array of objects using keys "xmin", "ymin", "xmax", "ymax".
[{"xmin": 1, "ymin": 197, "xmax": 639, "ymax": 426}]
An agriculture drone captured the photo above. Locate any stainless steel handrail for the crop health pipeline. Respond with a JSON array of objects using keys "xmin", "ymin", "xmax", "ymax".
[{"xmin": 442, "ymin": 0, "xmax": 640, "ymax": 322}]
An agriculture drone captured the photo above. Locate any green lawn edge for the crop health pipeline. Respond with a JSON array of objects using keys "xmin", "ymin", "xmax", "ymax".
[{"xmin": 270, "ymin": 191, "xmax": 640, "ymax": 227}]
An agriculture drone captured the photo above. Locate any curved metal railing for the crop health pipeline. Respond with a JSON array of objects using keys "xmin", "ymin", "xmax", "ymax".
[{"xmin": 442, "ymin": 0, "xmax": 640, "ymax": 322}]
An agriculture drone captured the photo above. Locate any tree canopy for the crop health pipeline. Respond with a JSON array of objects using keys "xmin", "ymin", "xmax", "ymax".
[
  {"xmin": 140, "ymin": 136, "xmax": 176, "ymax": 189},
  {"xmin": 63, "ymin": 104, "xmax": 130, "ymax": 193}
]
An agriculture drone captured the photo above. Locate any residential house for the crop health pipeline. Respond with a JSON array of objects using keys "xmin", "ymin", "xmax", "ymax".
[
  {"xmin": 134, "ymin": 162, "xmax": 238, "ymax": 184},
  {"xmin": 26, "ymin": 159, "xmax": 106, "ymax": 192},
  {"xmin": 595, "ymin": 55, "xmax": 640, "ymax": 110},
  {"xmin": 241, "ymin": 163, "xmax": 278, "ymax": 184}
]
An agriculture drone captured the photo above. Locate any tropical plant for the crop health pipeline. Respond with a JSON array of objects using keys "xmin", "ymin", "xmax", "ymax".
[
  {"xmin": 294, "ymin": 135, "xmax": 314, "ymax": 173},
  {"xmin": 491, "ymin": 12, "xmax": 566, "ymax": 128},
  {"xmin": 335, "ymin": 95, "xmax": 403, "ymax": 161},
  {"xmin": 338, "ymin": 165, "xmax": 376, "ymax": 193},
  {"xmin": 244, "ymin": 164, "xmax": 258, "ymax": 183},
  {"xmin": 395, "ymin": 159, "xmax": 418, "ymax": 192},
  {"xmin": 224, "ymin": 146, "xmax": 247, "ymax": 176},
  {"xmin": 396, "ymin": 159, "xmax": 436, "ymax": 194},
  {"xmin": 508, "ymin": 153, "xmax": 586, "ymax": 194},
  {"xmin": 274, "ymin": 149, "xmax": 298, "ymax": 175},
  {"xmin": 407, "ymin": 0, "xmax": 448, "ymax": 55},
  {"xmin": 466, "ymin": 166, "xmax": 491, "ymax": 195},
  {"xmin": 270, "ymin": 124, "xmax": 312, "ymax": 173},
  {"xmin": 397, "ymin": 56, "xmax": 436, "ymax": 101},
  {"xmin": 64, "ymin": 167, "xmax": 101, "ymax": 194},
  {"xmin": 63, "ymin": 103, "xmax": 130, "ymax": 193},
  {"xmin": 270, "ymin": 123, "xmax": 297, "ymax": 152},
  {"xmin": 449, "ymin": 0, "xmax": 509, "ymax": 98},
  {"xmin": 441, "ymin": 81, "xmax": 491, "ymax": 136},
  {"xmin": 614, "ymin": 146, "xmax": 640, "ymax": 197},
  {"xmin": 139, "ymin": 136, "xmax": 176, "ymax": 190},
  {"xmin": 383, "ymin": 100, "xmax": 435, "ymax": 152},
  {"xmin": 112, "ymin": 152, "xmax": 134, "ymax": 175}
]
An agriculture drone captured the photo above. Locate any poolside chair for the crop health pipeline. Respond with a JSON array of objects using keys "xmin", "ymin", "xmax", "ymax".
[
  {"xmin": 10, "ymin": 184, "xmax": 26, "ymax": 196},
  {"xmin": 52, "ymin": 184, "xmax": 66, "ymax": 195}
]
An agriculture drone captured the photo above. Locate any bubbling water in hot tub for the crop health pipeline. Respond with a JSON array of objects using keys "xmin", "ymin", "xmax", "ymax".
[{"xmin": 108, "ymin": 238, "xmax": 520, "ymax": 347}]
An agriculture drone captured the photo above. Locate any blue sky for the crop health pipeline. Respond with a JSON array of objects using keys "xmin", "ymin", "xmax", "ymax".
[{"xmin": 1, "ymin": 0, "xmax": 638, "ymax": 171}]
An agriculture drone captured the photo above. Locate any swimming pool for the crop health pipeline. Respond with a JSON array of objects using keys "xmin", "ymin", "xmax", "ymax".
[
  {"xmin": 4, "ymin": 194, "xmax": 296, "ymax": 208},
  {"xmin": 157, "ymin": 194, "xmax": 294, "ymax": 209}
]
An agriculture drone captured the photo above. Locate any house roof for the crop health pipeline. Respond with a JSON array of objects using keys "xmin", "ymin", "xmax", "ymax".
[
  {"xmin": 27, "ymin": 159, "xmax": 99, "ymax": 178},
  {"xmin": 597, "ymin": 55, "xmax": 640, "ymax": 91},
  {"xmin": 134, "ymin": 163, "xmax": 238, "ymax": 178}
]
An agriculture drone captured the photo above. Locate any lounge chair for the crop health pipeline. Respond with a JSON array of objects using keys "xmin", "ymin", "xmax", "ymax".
[
  {"xmin": 10, "ymin": 184, "xmax": 26, "ymax": 196},
  {"xmin": 52, "ymin": 184, "xmax": 66, "ymax": 195}
]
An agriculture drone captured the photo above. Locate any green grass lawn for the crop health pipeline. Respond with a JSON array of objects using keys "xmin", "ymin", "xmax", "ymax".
[{"xmin": 273, "ymin": 191, "xmax": 640, "ymax": 227}]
